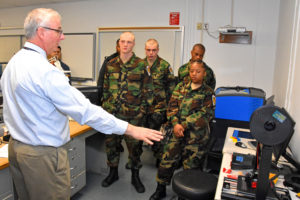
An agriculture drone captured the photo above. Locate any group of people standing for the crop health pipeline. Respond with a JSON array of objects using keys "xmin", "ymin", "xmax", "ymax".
[
  {"xmin": 97, "ymin": 31, "xmax": 216, "ymax": 199},
  {"xmin": 1, "ymin": 8, "xmax": 163, "ymax": 200},
  {"xmin": 1, "ymin": 7, "xmax": 217, "ymax": 200}
]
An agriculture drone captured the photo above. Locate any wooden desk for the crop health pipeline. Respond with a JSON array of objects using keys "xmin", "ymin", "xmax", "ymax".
[
  {"xmin": 0, "ymin": 121, "xmax": 96, "ymax": 199},
  {"xmin": 0, "ymin": 121, "xmax": 92, "ymax": 168},
  {"xmin": 69, "ymin": 120, "xmax": 92, "ymax": 138},
  {"xmin": 0, "ymin": 153, "xmax": 9, "ymax": 170}
]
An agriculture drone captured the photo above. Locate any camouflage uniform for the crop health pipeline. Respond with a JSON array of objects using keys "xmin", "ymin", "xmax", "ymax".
[
  {"xmin": 178, "ymin": 61, "xmax": 216, "ymax": 90},
  {"xmin": 102, "ymin": 53, "xmax": 147, "ymax": 169},
  {"xmin": 144, "ymin": 56, "xmax": 176, "ymax": 160},
  {"xmin": 156, "ymin": 81, "xmax": 214, "ymax": 185}
]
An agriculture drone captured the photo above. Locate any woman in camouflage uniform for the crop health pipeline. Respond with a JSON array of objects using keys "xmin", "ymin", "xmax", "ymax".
[{"xmin": 150, "ymin": 60, "xmax": 214, "ymax": 200}]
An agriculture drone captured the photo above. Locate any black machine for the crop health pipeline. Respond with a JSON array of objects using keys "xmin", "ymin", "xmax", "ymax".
[{"xmin": 240, "ymin": 104, "xmax": 296, "ymax": 200}]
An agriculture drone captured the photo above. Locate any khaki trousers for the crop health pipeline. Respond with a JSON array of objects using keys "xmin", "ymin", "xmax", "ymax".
[{"xmin": 8, "ymin": 138, "xmax": 70, "ymax": 200}]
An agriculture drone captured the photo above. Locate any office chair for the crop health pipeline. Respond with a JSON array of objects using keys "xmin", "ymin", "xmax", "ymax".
[
  {"xmin": 171, "ymin": 123, "xmax": 219, "ymax": 200},
  {"xmin": 172, "ymin": 169, "xmax": 218, "ymax": 200}
]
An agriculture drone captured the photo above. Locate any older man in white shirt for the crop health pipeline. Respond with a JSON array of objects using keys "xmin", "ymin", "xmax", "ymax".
[{"xmin": 1, "ymin": 8, "xmax": 162, "ymax": 200}]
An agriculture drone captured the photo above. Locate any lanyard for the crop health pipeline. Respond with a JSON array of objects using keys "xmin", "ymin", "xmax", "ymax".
[{"xmin": 23, "ymin": 46, "xmax": 39, "ymax": 53}]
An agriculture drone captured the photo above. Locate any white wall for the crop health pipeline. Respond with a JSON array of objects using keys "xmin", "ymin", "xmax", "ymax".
[
  {"xmin": 273, "ymin": 0, "xmax": 300, "ymax": 162},
  {"xmin": 0, "ymin": 0, "xmax": 279, "ymax": 95},
  {"xmin": 203, "ymin": 0, "xmax": 279, "ymax": 95},
  {"xmin": 273, "ymin": 1, "xmax": 296, "ymax": 108}
]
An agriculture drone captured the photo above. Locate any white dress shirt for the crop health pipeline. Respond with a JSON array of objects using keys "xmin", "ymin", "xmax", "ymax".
[{"xmin": 1, "ymin": 42, "xmax": 128, "ymax": 147}]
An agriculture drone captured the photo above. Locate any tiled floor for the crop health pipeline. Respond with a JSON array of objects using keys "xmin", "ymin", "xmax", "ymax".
[{"xmin": 71, "ymin": 142, "xmax": 177, "ymax": 200}]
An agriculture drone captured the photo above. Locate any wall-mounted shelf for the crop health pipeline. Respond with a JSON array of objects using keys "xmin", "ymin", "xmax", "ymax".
[{"xmin": 219, "ymin": 31, "xmax": 252, "ymax": 44}]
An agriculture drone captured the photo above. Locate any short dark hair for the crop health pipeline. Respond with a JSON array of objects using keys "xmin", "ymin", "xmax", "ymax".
[
  {"xmin": 190, "ymin": 60, "xmax": 205, "ymax": 71},
  {"xmin": 190, "ymin": 59, "xmax": 204, "ymax": 66},
  {"xmin": 193, "ymin": 43, "xmax": 205, "ymax": 52},
  {"xmin": 57, "ymin": 46, "xmax": 61, "ymax": 50}
]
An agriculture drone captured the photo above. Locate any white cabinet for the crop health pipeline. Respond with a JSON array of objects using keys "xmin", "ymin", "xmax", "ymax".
[{"xmin": 68, "ymin": 134, "xmax": 86, "ymax": 197}]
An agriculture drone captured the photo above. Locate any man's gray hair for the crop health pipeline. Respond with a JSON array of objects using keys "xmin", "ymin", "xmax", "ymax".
[{"xmin": 24, "ymin": 8, "xmax": 61, "ymax": 39}]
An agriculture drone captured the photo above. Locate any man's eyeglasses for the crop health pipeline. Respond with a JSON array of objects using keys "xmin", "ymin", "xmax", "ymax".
[{"xmin": 40, "ymin": 26, "xmax": 63, "ymax": 35}]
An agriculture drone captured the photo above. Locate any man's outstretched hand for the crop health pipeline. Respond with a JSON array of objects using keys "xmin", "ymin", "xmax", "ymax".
[{"xmin": 125, "ymin": 124, "xmax": 163, "ymax": 145}]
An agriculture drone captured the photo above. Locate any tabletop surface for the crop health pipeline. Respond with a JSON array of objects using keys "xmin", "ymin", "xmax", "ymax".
[{"xmin": 0, "ymin": 121, "xmax": 91, "ymax": 170}]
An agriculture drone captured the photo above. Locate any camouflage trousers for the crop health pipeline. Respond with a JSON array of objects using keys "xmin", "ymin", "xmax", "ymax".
[
  {"xmin": 156, "ymin": 128, "xmax": 210, "ymax": 185},
  {"xmin": 144, "ymin": 111, "xmax": 167, "ymax": 160},
  {"xmin": 105, "ymin": 115, "xmax": 143, "ymax": 169}
]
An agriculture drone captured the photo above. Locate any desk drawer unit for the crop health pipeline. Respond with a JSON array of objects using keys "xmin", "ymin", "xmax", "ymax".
[
  {"xmin": 70, "ymin": 170, "xmax": 86, "ymax": 196},
  {"xmin": 68, "ymin": 135, "xmax": 86, "ymax": 196},
  {"xmin": 0, "ymin": 167, "xmax": 14, "ymax": 200}
]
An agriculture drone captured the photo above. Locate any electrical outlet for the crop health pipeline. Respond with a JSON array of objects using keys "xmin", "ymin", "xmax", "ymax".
[
  {"xmin": 203, "ymin": 23, "xmax": 209, "ymax": 30},
  {"xmin": 196, "ymin": 23, "xmax": 209, "ymax": 30},
  {"xmin": 197, "ymin": 23, "xmax": 202, "ymax": 30}
]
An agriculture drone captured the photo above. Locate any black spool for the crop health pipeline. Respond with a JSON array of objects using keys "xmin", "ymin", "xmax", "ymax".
[{"xmin": 250, "ymin": 105, "xmax": 293, "ymax": 146}]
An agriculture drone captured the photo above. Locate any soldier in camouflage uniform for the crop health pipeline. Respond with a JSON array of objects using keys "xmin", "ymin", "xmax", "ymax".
[
  {"xmin": 150, "ymin": 60, "xmax": 214, "ymax": 200},
  {"xmin": 101, "ymin": 32, "xmax": 147, "ymax": 193},
  {"xmin": 143, "ymin": 38, "xmax": 176, "ymax": 167},
  {"xmin": 125, "ymin": 39, "xmax": 176, "ymax": 169},
  {"xmin": 178, "ymin": 43, "xmax": 216, "ymax": 90}
]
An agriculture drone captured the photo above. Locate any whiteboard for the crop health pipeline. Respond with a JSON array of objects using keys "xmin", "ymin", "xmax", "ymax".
[
  {"xmin": 0, "ymin": 35, "xmax": 23, "ymax": 63},
  {"xmin": 0, "ymin": 33, "xmax": 96, "ymax": 80},
  {"xmin": 60, "ymin": 33, "xmax": 96, "ymax": 80},
  {"xmin": 97, "ymin": 27, "xmax": 184, "ymax": 77}
]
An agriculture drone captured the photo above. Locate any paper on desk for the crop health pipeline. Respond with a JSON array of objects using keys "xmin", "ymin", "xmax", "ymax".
[{"xmin": 0, "ymin": 144, "xmax": 8, "ymax": 158}]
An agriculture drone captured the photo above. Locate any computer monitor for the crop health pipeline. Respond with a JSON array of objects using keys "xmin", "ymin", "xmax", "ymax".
[
  {"xmin": 265, "ymin": 95, "xmax": 275, "ymax": 106},
  {"xmin": 76, "ymin": 86, "xmax": 99, "ymax": 105}
]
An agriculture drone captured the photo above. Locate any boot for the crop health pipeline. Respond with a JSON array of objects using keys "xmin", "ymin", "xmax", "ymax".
[
  {"xmin": 131, "ymin": 169, "xmax": 145, "ymax": 193},
  {"xmin": 101, "ymin": 167, "xmax": 118, "ymax": 187},
  {"xmin": 149, "ymin": 183, "xmax": 166, "ymax": 200}
]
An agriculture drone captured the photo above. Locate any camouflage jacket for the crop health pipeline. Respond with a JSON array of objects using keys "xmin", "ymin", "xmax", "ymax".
[
  {"xmin": 144, "ymin": 56, "xmax": 176, "ymax": 113},
  {"xmin": 102, "ymin": 53, "xmax": 147, "ymax": 119},
  {"xmin": 178, "ymin": 61, "xmax": 216, "ymax": 90},
  {"xmin": 167, "ymin": 81, "xmax": 214, "ymax": 131}
]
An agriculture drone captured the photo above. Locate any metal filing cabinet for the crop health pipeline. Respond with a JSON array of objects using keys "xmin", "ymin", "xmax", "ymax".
[
  {"xmin": 0, "ymin": 167, "xmax": 14, "ymax": 200},
  {"xmin": 68, "ymin": 134, "xmax": 86, "ymax": 196}
]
